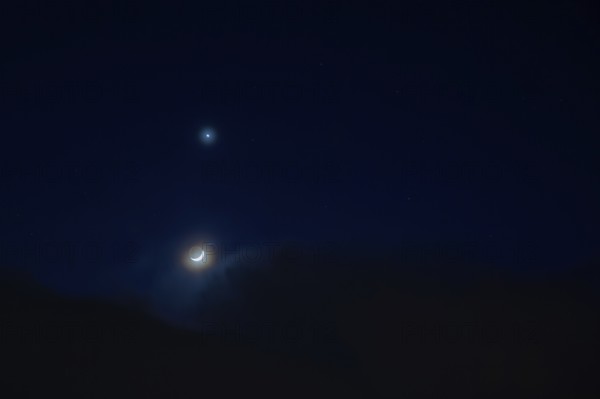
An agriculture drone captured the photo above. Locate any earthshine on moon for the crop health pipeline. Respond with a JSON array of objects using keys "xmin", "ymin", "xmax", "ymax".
[
  {"xmin": 190, "ymin": 250, "xmax": 205, "ymax": 262},
  {"xmin": 183, "ymin": 242, "xmax": 214, "ymax": 271}
]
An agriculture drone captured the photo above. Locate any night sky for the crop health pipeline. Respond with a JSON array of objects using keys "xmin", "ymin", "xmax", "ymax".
[{"xmin": 1, "ymin": 1, "xmax": 599, "ymax": 397}]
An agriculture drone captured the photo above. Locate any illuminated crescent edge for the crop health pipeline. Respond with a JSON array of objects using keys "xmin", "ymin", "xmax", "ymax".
[{"xmin": 191, "ymin": 250, "xmax": 205, "ymax": 262}]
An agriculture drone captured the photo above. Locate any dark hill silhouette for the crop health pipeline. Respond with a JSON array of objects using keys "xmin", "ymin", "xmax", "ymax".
[
  {"xmin": 1, "ymin": 250, "xmax": 599, "ymax": 398},
  {"xmin": 0, "ymin": 272, "xmax": 361, "ymax": 398}
]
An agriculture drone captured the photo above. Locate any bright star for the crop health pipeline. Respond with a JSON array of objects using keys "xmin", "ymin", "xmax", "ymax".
[{"xmin": 200, "ymin": 127, "xmax": 216, "ymax": 145}]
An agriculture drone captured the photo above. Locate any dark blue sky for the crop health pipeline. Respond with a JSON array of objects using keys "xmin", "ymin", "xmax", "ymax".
[{"xmin": 1, "ymin": 2, "xmax": 599, "ymax": 303}]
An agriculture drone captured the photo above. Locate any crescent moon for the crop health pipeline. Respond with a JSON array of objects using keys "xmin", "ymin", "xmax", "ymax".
[{"xmin": 191, "ymin": 250, "xmax": 205, "ymax": 262}]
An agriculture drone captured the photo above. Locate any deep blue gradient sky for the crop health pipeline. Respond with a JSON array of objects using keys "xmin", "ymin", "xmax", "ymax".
[{"xmin": 1, "ymin": 2, "xmax": 599, "ymax": 307}]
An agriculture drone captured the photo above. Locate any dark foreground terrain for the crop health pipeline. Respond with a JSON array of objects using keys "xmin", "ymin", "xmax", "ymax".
[{"xmin": 1, "ymin": 249, "xmax": 599, "ymax": 398}]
